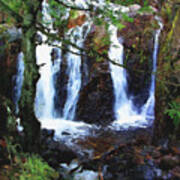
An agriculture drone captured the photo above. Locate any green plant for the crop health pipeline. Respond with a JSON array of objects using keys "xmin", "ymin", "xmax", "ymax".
[
  {"xmin": 19, "ymin": 154, "xmax": 59, "ymax": 180},
  {"xmin": 165, "ymin": 101, "xmax": 180, "ymax": 127},
  {"xmin": 4, "ymin": 136, "xmax": 21, "ymax": 164},
  {"xmin": 2, "ymin": 137, "xmax": 59, "ymax": 180}
]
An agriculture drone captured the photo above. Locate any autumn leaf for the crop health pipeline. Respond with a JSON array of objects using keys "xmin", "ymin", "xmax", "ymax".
[
  {"xmin": 146, "ymin": 154, "xmax": 152, "ymax": 160},
  {"xmin": 172, "ymin": 147, "xmax": 180, "ymax": 155}
]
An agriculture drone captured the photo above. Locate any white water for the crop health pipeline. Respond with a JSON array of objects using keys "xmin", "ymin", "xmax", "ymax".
[
  {"xmin": 109, "ymin": 25, "xmax": 146, "ymax": 128},
  {"xmin": 141, "ymin": 18, "xmax": 163, "ymax": 121},
  {"xmin": 63, "ymin": 22, "xmax": 91, "ymax": 120},
  {"xmin": 35, "ymin": 1, "xmax": 61, "ymax": 119},
  {"xmin": 61, "ymin": 160, "xmax": 98, "ymax": 180},
  {"xmin": 12, "ymin": 52, "xmax": 24, "ymax": 113},
  {"xmin": 109, "ymin": 18, "xmax": 163, "ymax": 129},
  {"xmin": 33, "ymin": 0, "xmax": 163, "ymax": 138},
  {"xmin": 34, "ymin": 0, "xmax": 93, "ymax": 139}
]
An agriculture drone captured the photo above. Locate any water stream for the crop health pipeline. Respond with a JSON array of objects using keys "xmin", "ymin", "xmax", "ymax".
[
  {"xmin": 109, "ymin": 19, "xmax": 163, "ymax": 129},
  {"xmin": 108, "ymin": 25, "xmax": 146, "ymax": 129},
  {"xmin": 12, "ymin": 52, "xmax": 24, "ymax": 114},
  {"xmin": 63, "ymin": 25, "xmax": 87, "ymax": 120},
  {"xmin": 141, "ymin": 18, "xmax": 163, "ymax": 121},
  {"xmin": 34, "ymin": 0, "xmax": 92, "ymax": 139}
]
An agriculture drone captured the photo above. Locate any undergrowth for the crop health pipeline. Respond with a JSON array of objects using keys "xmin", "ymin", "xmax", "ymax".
[{"xmin": 0, "ymin": 136, "xmax": 59, "ymax": 180}]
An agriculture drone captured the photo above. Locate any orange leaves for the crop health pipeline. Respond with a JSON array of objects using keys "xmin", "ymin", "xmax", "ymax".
[
  {"xmin": 67, "ymin": 14, "xmax": 86, "ymax": 29},
  {"xmin": 146, "ymin": 154, "xmax": 152, "ymax": 160},
  {"xmin": 172, "ymin": 147, "xmax": 180, "ymax": 155}
]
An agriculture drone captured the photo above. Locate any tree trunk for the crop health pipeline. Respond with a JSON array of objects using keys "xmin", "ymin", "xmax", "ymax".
[{"xmin": 19, "ymin": 26, "xmax": 40, "ymax": 151}]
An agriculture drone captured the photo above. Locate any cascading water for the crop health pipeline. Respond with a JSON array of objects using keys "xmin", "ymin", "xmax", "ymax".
[
  {"xmin": 63, "ymin": 23, "xmax": 90, "ymax": 120},
  {"xmin": 35, "ymin": 1, "xmax": 62, "ymax": 119},
  {"xmin": 33, "ymin": 0, "xmax": 163, "ymax": 138},
  {"xmin": 12, "ymin": 52, "xmax": 24, "ymax": 114},
  {"xmin": 109, "ymin": 25, "xmax": 144, "ymax": 128},
  {"xmin": 109, "ymin": 18, "xmax": 163, "ymax": 128},
  {"xmin": 34, "ymin": 0, "xmax": 91, "ymax": 138},
  {"xmin": 35, "ymin": 45, "xmax": 61, "ymax": 118},
  {"xmin": 141, "ymin": 18, "xmax": 163, "ymax": 121}
]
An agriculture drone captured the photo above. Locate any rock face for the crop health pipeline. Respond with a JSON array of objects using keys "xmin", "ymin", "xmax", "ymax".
[
  {"xmin": 76, "ymin": 25, "xmax": 114, "ymax": 125},
  {"xmin": 154, "ymin": 1, "xmax": 180, "ymax": 140},
  {"xmin": 40, "ymin": 129, "xmax": 77, "ymax": 168},
  {"xmin": 54, "ymin": 54, "xmax": 69, "ymax": 117},
  {"xmin": 76, "ymin": 61, "xmax": 114, "ymax": 125},
  {"xmin": 118, "ymin": 14, "xmax": 157, "ymax": 109}
]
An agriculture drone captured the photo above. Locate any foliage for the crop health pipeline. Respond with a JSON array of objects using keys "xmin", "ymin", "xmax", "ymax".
[
  {"xmin": 19, "ymin": 154, "xmax": 59, "ymax": 180},
  {"xmin": 1, "ymin": 136, "xmax": 59, "ymax": 180},
  {"xmin": 165, "ymin": 101, "xmax": 180, "ymax": 127}
]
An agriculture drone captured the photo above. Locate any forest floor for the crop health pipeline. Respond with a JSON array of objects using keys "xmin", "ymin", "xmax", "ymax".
[{"xmin": 0, "ymin": 129, "xmax": 180, "ymax": 180}]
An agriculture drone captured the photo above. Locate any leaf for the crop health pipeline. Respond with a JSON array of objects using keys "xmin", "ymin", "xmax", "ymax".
[
  {"xmin": 146, "ymin": 154, "xmax": 152, "ymax": 160},
  {"xmin": 116, "ymin": 23, "xmax": 125, "ymax": 30},
  {"xmin": 172, "ymin": 147, "xmax": 180, "ymax": 155}
]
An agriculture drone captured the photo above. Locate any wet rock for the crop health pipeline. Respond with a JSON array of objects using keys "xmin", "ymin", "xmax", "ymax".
[
  {"xmin": 54, "ymin": 55, "xmax": 68, "ymax": 116},
  {"xmin": 41, "ymin": 129, "xmax": 55, "ymax": 139},
  {"xmin": 160, "ymin": 155, "xmax": 180, "ymax": 170},
  {"xmin": 76, "ymin": 23, "xmax": 114, "ymax": 125},
  {"xmin": 40, "ymin": 129, "xmax": 77, "ymax": 167},
  {"xmin": 62, "ymin": 131, "xmax": 71, "ymax": 136},
  {"xmin": 51, "ymin": 48, "xmax": 60, "ymax": 61},
  {"xmin": 35, "ymin": 33, "xmax": 43, "ymax": 44},
  {"xmin": 76, "ymin": 70, "xmax": 114, "ymax": 125}
]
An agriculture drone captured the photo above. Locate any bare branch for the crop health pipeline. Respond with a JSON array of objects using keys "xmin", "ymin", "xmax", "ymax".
[
  {"xmin": 51, "ymin": 43, "xmax": 85, "ymax": 57},
  {"xmin": 37, "ymin": 23, "xmax": 138, "ymax": 71}
]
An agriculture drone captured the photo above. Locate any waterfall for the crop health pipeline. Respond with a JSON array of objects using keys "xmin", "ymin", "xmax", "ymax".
[
  {"xmin": 109, "ymin": 18, "xmax": 163, "ymax": 128},
  {"xmin": 63, "ymin": 27, "xmax": 83, "ymax": 120},
  {"xmin": 109, "ymin": 25, "xmax": 142, "ymax": 127},
  {"xmin": 12, "ymin": 52, "xmax": 24, "ymax": 114},
  {"xmin": 34, "ymin": 0, "xmax": 91, "ymax": 138},
  {"xmin": 141, "ymin": 18, "xmax": 163, "ymax": 121},
  {"xmin": 35, "ymin": 1, "xmax": 62, "ymax": 119},
  {"xmin": 35, "ymin": 44, "xmax": 61, "ymax": 118},
  {"xmin": 63, "ymin": 21, "xmax": 91, "ymax": 120}
]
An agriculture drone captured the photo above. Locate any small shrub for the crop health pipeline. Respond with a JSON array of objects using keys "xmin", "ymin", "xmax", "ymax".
[
  {"xmin": 165, "ymin": 101, "xmax": 180, "ymax": 127},
  {"xmin": 2, "ymin": 137, "xmax": 59, "ymax": 180},
  {"xmin": 19, "ymin": 154, "xmax": 59, "ymax": 180}
]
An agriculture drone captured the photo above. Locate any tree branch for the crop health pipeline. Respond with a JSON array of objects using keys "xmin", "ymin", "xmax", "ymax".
[
  {"xmin": 0, "ymin": 0, "xmax": 23, "ymax": 23},
  {"xmin": 51, "ymin": 43, "xmax": 85, "ymax": 57},
  {"xmin": 37, "ymin": 23, "xmax": 142, "ymax": 71}
]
